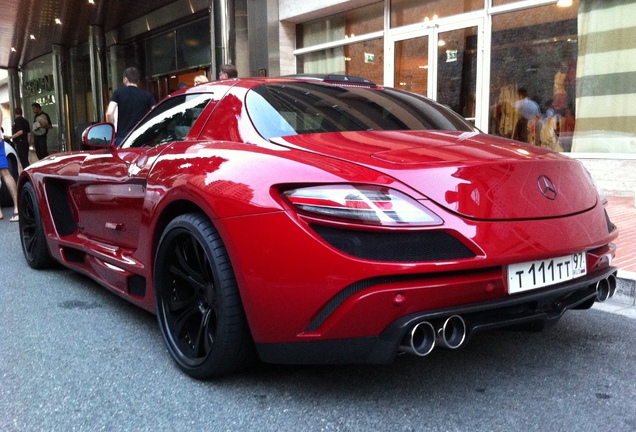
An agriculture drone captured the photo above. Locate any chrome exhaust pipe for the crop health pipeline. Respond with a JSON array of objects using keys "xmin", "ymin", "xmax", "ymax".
[
  {"xmin": 607, "ymin": 274, "xmax": 617, "ymax": 299},
  {"xmin": 595, "ymin": 278, "xmax": 611, "ymax": 302},
  {"xmin": 436, "ymin": 315, "xmax": 466, "ymax": 350},
  {"xmin": 400, "ymin": 321, "xmax": 436, "ymax": 357}
]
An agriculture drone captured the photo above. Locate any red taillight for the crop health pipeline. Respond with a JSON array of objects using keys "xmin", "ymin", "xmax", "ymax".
[{"xmin": 282, "ymin": 185, "xmax": 443, "ymax": 226}]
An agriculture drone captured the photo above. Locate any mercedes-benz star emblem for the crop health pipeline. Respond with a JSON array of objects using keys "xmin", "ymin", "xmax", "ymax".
[{"xmin": 537, "ymin": 175, "xmax": 557, "ymax": 200}]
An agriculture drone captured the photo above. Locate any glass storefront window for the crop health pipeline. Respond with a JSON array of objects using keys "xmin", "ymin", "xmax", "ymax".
[
  {"xmin": 390, "ymin": 0, "xmax": 482, "ymax": 28},
  {"xmin": 437, "ymin": 26, "xmax": 478, "ymax": 121},
  {"xmin": 492, "ymin": 0, "xmax": 521, "ymax": 5},
  {"xmin": 21, "ymin": 54, "xmax": 58, "ymax": 154},
  {"xmin": 176, "ymin": 19, "xmax": 213, "ymax": 70},
  {"xmin": 394, "ymin": 37, "xmax": 429, "ymax": 96},
  {"xmin": 298, "ymin": 47, "xmax": 346, "ymax": 75},
  {"xmin": 147, "ymin": 31, "xmax": 177, "ymax": 76},
  {"xmin": 297, "ymin": 38, "xmax": 384, "ymax": 85},
  {"xmin": 489, "ymin": 1, "xmax": 579, "ymax": 151},
  {"xmin": 297, "ymin": 2, "xmax": 383, "ymax": 49}
]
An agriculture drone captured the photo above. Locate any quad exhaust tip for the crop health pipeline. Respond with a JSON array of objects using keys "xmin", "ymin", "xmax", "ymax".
[
  {"xmin": 595, "ymin": 274, "xmax": 617, "ymax": 302},
  {"xmin": 400, "ymin": 315, "xmax": 467, "ymax": 357},
  {"xmin": 436, "ymin": 315, "xmax": 466, "ymax": 350},
  {"xmin": 401, "ymin": 274, "xmax": 617, "ymax": 358},
  {"xmin": 401, "ymin": 321, "xmax": 436, "ymax": 357}
]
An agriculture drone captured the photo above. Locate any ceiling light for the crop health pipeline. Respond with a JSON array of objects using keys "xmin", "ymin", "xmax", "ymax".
[
  {"xmin": 557, "ymin": 0, "xmax": 573, "ymax": 6},
  {"xmin": 30, "ymin": 35, "xmax": 35, "ymax": 40},
  {"xmin": 55, "ymin": 18, "xmax": 62, "ymax": 25},
  {"xmin": 88, "ymin": 0, "xmax": 95, "ymax": 4},
  {"xmin": 11, "ymin": 47, "xmax": 16, "ymax": 52}
]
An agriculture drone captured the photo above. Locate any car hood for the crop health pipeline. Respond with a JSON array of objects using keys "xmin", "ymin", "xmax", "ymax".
[{"xmin": 270, "ymin": 130, "xmax": 598, "ymax": 220}]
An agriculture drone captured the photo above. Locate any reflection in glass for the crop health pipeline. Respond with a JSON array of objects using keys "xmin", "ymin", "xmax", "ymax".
[
  {"xmin": 85, "ymin": 124, "xmax": 115, "ymax": 147},
  {"xmin": 489, "ymin": 4, "xmax": 578, "ymax": 152},
  {"xmin": 246, "ymin": 82, "xmax": 474, "ymax": 140},
  {"xmin": 297, "ymin": 39, "xmax": 384, "ymax": 85},
  {"xmin": 390, "ymin": 0, "xmax": 482, "ymax": 28},
  {"xmin": 436, "ymin": 27, "xmax": 478, "ymax": 121},
  {"xmin": 394, "ymin": 37, "xmax": 428, "ymax": 97},
  {"xmin": 297, "ymin": 2, "xmax": 383, "ymax": 49}
]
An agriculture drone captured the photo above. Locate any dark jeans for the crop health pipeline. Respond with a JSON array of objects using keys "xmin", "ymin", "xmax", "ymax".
[
  {"xmin": 15, "ymin": 140, "xmax": 30, "ymax": 168},
  {"xmin": 514, "ymin": 118, "xmax": 528, "ymax": 144},
  {"xmin": 34, "ymin": 135, "xmax": 49, "ymax": 160}
]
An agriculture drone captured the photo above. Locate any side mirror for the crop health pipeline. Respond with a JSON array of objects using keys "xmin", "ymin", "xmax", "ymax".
[{"xmin": 83, "ymin": 123, "xmax": 115, "ymax": 148}]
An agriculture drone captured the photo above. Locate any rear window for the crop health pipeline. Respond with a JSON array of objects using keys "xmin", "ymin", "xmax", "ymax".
[{"xmin": 246, "ymin": 82, "xmax": 475, "ymax": 140}]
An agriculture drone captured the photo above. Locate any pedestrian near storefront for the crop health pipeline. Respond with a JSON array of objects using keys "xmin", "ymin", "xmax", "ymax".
[
  {"xmin": 218, "ymin": 64, "xmax": 238, "ymax": 79},
  {"xmin": 0, "ymin": 113, "xmax": 19, "ymax": 222},
  {"xmin": 106, "ymin": 66, "xmax": 156, "ymax": 146},
  {"xmin": 31, "ymin": 103, "xmax": 52, "ymax": 160},
  {"xmin": 3, "ymin": 107, "xmax": 31, "ymax": 169}
]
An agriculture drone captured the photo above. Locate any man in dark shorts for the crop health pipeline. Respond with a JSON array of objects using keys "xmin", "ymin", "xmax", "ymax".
[{"xmin": 106, "ymin": 67, "xmax": 156, "ymax": 145}]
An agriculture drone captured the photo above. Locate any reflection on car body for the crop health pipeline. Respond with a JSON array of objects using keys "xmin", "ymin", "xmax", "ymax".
[{"xmin": 17, "ymin": 76, "xmax": 618, "ymax": 379}]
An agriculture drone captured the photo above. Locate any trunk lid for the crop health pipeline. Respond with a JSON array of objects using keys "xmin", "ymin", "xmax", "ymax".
[{"xmin": 270, "ymin": 130, "xmax": 598, "ymax": 220}]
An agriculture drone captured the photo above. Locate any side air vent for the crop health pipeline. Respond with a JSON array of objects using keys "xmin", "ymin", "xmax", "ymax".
[
  {"xmin": 310, "ymin": 224, "xmax": 475, "ymax": 262},
  {"xmin": 128, "ymin": 275, "xmax": 146, "ymax": 297},
  {"xmin": 62, "ymin": 247, "xmax": 86, "ymax": 264},
  {"xmin": 45, "ymin": 180, "xmax": 77, "ymax": 236}
]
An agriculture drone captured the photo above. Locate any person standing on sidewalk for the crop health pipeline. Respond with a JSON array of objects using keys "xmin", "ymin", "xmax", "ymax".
[
  {"xmin": 31, "ymin": 103, "xmax": 52, "ymax": 160},
  {"xmin": 218, "ymin": 64, "xmax": 238, "ymax": 79},
  {"xmin": 3, "ymin": 107, "xmax": 31, "ymax": 169},
  {"xmin": 0, "ymin": 112, "xmax": 19, "ymax": 222},
  {"xmin": 106, "ymin": 67, "xmax": 155, "ymax": 146}
]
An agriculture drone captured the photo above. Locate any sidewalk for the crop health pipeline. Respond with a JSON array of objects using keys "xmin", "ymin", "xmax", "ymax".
[{"xmin": 601, "ymin": 195, "xmax": 636, "ymax": 315}]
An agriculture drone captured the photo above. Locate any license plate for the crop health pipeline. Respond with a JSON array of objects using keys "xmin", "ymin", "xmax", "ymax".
[{"xmin": 507, "ymin": 252, "xmax": 587, "ymax": 294}]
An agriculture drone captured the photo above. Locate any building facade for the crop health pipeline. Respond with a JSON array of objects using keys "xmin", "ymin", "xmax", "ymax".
[{"xmin": 5, "ymin": 0, "xmax": 636, "ymax": 195}]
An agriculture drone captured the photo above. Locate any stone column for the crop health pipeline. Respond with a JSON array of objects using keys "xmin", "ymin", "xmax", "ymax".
[
  {"xmin": 52, "ymin": 44, "xmax": 70, "ymax": 152},
  {"xmin": 89, "ymin": 25, "xmax": 107, "ymax": 122}
]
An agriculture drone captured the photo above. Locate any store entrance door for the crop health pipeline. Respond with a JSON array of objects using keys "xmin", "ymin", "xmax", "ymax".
[{"xmin": 387, "ymin": 17, "xmax": 484, "ymax": 129}]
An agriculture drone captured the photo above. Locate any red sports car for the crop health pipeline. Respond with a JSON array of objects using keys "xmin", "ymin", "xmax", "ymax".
[{"xmin": 17, "ymin": 76, "xmax": 619, "ymax": 379}]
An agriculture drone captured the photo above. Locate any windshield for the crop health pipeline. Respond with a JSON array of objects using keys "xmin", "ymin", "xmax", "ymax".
[{"xmin": 246, "ymin": 82, "xmax": 476, "ymax": 140}]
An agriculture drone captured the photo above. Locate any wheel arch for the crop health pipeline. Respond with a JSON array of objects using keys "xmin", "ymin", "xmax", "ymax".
[{"xmin": 150, "ymin": 199, "xmax": 258, "ymax": 341}]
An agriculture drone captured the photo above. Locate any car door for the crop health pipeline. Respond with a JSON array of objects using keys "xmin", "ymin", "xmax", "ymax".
[{"xmin": 75, "ymin": 93, "xmax": 215, "ymax": 249}]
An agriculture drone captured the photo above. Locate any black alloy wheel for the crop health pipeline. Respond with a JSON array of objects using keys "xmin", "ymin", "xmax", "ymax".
[
  {"xmin": 155, "ymin": 213, "xmax": 253, "ymax": 379},
  {"xmin": 19, "ymin": 182, "xmax": 53, "ymax": 269}
]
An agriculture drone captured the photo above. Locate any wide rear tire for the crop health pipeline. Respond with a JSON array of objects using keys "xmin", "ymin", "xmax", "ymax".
[{"xmin": 154, "ymin": 213, "xmax": 253, "ymax": 379}]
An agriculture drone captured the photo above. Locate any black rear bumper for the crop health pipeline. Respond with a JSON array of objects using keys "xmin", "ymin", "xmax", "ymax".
[{"xmin": 256, "ymin": 266, "xmax": 618, "ymax": 365}]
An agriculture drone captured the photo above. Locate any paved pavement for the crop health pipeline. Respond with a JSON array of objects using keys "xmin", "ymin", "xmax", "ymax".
[
  {"xmin": 606, "ymin": 196, "xmax": 636, "ymax": 274},
  {"xmin": 600, "ymin": 196, "xmax": 636, "ymax": 318}
]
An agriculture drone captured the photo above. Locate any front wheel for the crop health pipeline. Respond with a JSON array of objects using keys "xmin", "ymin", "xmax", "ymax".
[
  {"xmin": 154, "ymin": 213, "xmax": 253, "ymax": 379},
  {"xmin": 19, "ymin": 182, "xmax": 54, "ymax": 269}
]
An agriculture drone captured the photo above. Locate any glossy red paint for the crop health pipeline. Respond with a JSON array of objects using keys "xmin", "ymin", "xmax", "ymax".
[{"xmin": 17, "ymin": 77, "xmax": 619, "ymax": 376}]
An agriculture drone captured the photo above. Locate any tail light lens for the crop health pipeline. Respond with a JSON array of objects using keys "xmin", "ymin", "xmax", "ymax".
[{"xmin": 282, "ymin": 185, "xmax": 443, "ymax": 226}]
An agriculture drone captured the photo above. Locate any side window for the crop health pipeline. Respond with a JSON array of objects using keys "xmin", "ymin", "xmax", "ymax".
[{"xmin": 122, "ymin": 94, "xmax": 213, "ymax": 148}]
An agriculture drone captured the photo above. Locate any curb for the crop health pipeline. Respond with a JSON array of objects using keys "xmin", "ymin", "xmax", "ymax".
[
  {"xmin": 609, "ymin": 270, "xmax": 636, "ymax": 307},
  {"xmin": 592, "ymin": 271, "xmax": 636, "ymax": 319}
]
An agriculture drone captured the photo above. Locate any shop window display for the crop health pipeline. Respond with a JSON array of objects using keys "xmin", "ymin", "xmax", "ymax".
[{"xmin": 489, "ymin": 2, "xmax": 579, "ymax": 151}]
